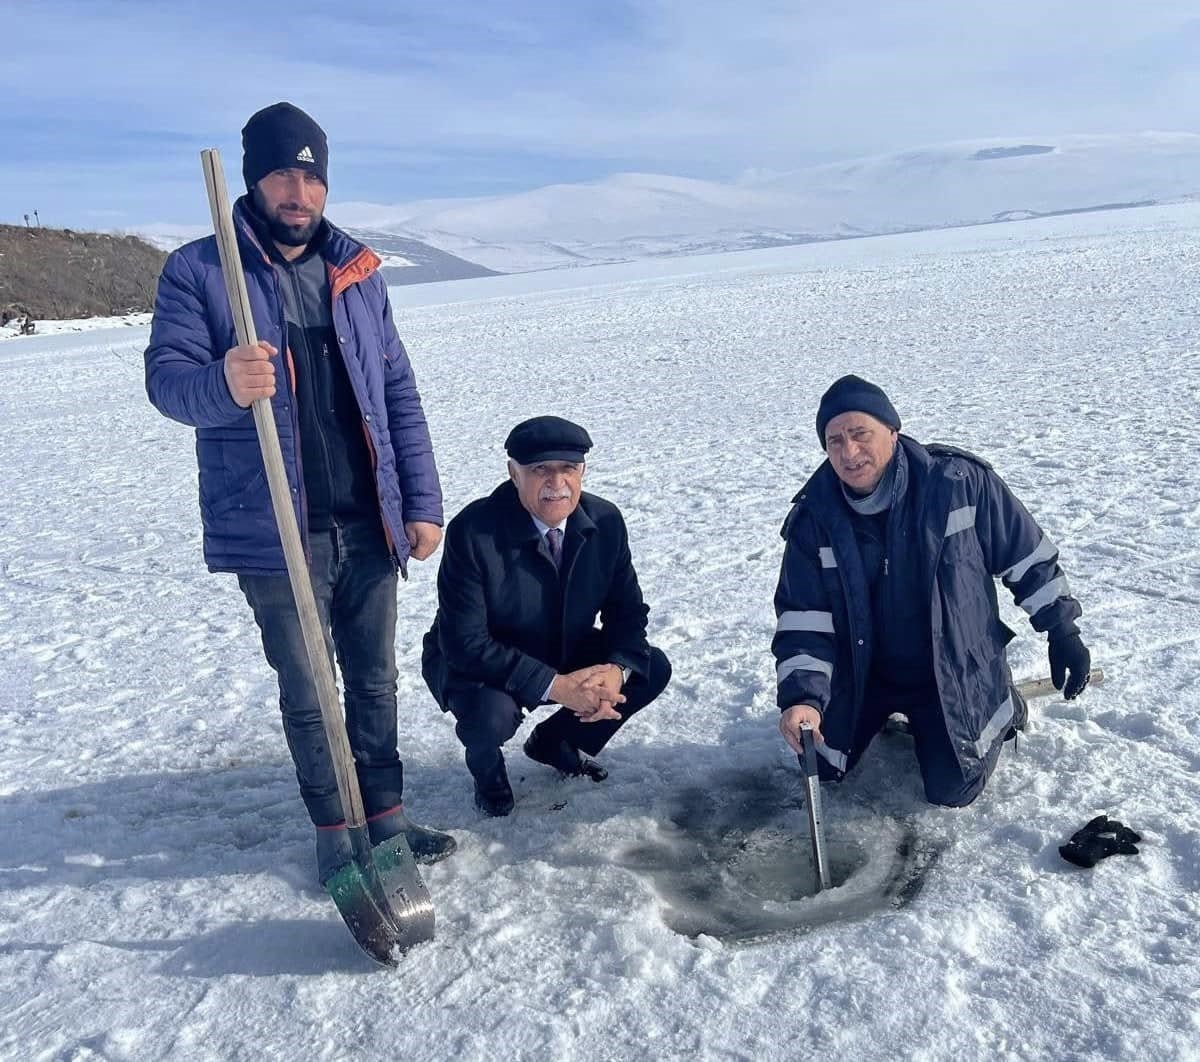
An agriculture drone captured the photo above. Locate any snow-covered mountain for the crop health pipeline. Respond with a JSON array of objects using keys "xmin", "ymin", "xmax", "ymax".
[
  {"xmin": 752, "ymin": 132, "xmax": 1200, "ymax": 232},
  {"xmin": 334, "ymin": 132, "xmax": 1200, "ymax": 272}
]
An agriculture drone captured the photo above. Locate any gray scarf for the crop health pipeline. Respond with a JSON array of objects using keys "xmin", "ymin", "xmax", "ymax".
[{"xmin": 841, "ymin": 444, "xmax": 907, "ymax": 516}]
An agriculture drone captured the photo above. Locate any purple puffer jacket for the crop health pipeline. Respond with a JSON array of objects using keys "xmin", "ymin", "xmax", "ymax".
[{"xmin": 144, "ymin": 197, "xmax": 442, "ymax": 575}]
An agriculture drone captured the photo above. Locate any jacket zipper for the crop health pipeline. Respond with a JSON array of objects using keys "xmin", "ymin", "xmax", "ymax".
[
  {"xmin": 826, "ymin": 533, "xmax": 860, "ymax": 767},
  {"xmin": 287, "ymin": 265, "xmax": 337, "ymax": 517},
  {"xmin": 267, "ymin": 269, "xmax": 310, "ymax": 563}
]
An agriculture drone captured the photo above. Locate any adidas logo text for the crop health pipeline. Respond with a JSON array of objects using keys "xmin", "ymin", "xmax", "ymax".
[{"xmin": 296, "ymin": 145, "xmax": 315, "ymax": 163}]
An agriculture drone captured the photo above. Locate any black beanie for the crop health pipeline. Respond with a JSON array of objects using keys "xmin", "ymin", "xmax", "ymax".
[
  {"xmin": 242, "ymin": 102, "xmax": 329, "ymax": 191},
  {"xmin": 816, "ymin": 375, "xmax": 901, "ymax": 447}
]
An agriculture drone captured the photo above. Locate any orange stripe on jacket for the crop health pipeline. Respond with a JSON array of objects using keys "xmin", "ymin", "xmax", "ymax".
[
  {"xmin": 284, "ymin": 347, "xmax": 298, "ymax": 394},
  {"xmin": 359, "ymin": 421, "xmax": 397, "ymax": 556},
  {"xmin": 329, "ymin": 248, "xmax": 381, "ymax": 301}
]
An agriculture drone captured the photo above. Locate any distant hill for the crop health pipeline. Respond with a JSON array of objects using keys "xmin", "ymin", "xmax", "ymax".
[
  {"xmin": 0, "ymin": 223, "xmax": 166, "ymax": 322},
  {"xmin": 333, "ymin": 132, "xmax": 1200, "ymax": 272},
  {"xmin": 138, "ymin": 223, "xmax": 499, "ymax": 286},
  {"xmin": 343, "ymin": 228, "xmax": 500, "ymax": 284}
]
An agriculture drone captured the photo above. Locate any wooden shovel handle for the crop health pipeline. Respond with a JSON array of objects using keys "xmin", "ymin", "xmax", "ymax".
[
  {"xmin": 1016, "ymin": 667, "xmax": 1105, "ymax": 701},
  {"xmin": 200, "ymin": 148, "xmax": 366, "ymax": 829}
]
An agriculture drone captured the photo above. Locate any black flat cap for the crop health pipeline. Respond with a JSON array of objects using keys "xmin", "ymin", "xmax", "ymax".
[{"xmin": 505, "ymin": 416, "xmax": 593, "ymax": 465}]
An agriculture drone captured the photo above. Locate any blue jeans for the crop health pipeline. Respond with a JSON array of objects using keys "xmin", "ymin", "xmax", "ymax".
[{"xmin": 238, "ymin": 519, "xmax": 402, "ymax": 826}]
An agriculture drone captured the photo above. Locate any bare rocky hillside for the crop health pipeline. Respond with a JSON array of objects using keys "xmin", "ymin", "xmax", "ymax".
[{"xmin": 0, "ymin": 223, "xmax": 166, "ymax": 323}]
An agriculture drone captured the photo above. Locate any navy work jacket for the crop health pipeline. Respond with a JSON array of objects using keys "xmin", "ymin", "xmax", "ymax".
[{"xmin": 772, "ymin": 436, "xmax": 1082, "ymax": 777}]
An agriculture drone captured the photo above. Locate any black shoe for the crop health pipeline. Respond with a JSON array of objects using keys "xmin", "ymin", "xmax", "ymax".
[
  {"xmin": 474, "ymin": 778, "xmax": 515, "ymax": 817},
  {"xmin": 469, "ymin": 753, "xmax": 515, "ymax": 816},
  {"xmin": 523, "ymin": 727, "xmax": 609, "ymax": 782},
  {"xmin": 366, "ymin": 807, "xmax": 457, "ymax": 864}
]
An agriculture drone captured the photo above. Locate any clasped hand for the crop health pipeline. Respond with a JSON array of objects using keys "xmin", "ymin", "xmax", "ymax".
[{"xmin": 550, "ymin": 664, "xmax": 625, "ymax": 723}]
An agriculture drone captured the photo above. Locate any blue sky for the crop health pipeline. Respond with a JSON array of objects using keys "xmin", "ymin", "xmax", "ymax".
[{"xmin": 3, "ymin": 0, "xmax": 1198, "ymax": 228}]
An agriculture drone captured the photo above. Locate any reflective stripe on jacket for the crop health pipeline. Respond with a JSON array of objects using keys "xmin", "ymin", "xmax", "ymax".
[{"xmin": 773, "ymin": 435, "xmax": 1081, "ymax": 776}]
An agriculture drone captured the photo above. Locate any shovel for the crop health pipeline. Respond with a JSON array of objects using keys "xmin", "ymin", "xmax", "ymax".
[
  {"xmin": 1016, "ymin": 667, "xmax": 1104, "ymax": 701},
  {"xmin": 798, "ymin": 726, "xmax": 832, "ymax": 892},
  {"xmin": 795, "ymin": 667, "xmax": 1107, "ymax": 895},
  {"xmin": 200, "ymin": 149, "xmax": 434, "ymax": 965}
]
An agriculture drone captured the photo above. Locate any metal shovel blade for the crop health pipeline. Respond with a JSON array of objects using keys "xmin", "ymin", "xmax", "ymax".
[
  {"xmin": 368, "ymin": 830, "xmax": 436, "ymax": 946},
  {"xmin": 324, "ymin": 827, "xmax": 434, "ymax": 966},
  {"xmin": 799, "ymin": 728, "xmax": 832, "ymax": 892}
]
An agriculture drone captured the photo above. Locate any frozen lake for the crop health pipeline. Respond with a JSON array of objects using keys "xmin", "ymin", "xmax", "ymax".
[{"xmin": 2, "ymin": 201, "xmax": 1198, "ymax": 1060}]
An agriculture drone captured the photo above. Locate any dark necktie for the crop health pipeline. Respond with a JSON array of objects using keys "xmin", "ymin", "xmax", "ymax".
[{"xmin": 545, "ymin": 527, "xmax": 563, "ymax": 570}]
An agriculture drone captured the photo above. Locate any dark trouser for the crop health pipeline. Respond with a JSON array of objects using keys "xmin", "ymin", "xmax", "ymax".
[
  {"xmin": 238, "ymin": 519, "xmax": 402, "ymax": 827},
  {"xmin": 447, "ymin": 645, "xmax": 671, "ymax": 788},
  {"xmin": 845, "ymin": 685, "xmax": 1011, "ymax": 807}
]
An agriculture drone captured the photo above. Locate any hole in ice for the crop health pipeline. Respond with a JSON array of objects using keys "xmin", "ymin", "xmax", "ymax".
[{"xmin": 617, "ymin": 771, "xmax": 939, "ymax": 942}]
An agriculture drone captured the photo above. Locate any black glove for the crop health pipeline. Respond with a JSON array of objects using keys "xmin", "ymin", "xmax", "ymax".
[
  {"xmin": 1059, "ymin": 815, "xmax": 1141, "ymax": 868},
  {"xmin": 1049, "ymin": 631, "xmax": 1091, "ymax": 700}
]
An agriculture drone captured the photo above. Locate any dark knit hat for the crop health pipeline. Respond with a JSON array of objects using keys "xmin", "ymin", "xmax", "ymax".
[
  {"xmin": 816, "ymin": 375, "xmax": 901, "ymax": 447},
  {"xmin": 505, "ymin": 416, "xmax": 593, "ymax": 465},
  {"xmin": 241, "ymin": 102, "xmax": 329, "ymax": 191}
]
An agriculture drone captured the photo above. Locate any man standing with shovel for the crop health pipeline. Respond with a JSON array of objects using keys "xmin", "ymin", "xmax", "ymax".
[{"xmin": 145, "ymin": 102, "xmax": 455, "ymax": 888}]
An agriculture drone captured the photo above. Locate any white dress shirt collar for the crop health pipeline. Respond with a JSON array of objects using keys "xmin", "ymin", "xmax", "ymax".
[{"xmin": 530, "ymin": 513, "xmax": 568, "ymax": 537}]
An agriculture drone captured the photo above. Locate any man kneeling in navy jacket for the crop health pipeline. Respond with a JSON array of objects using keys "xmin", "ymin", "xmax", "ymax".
[
  {"xmin": 774, "ymin": 375, "xmax": 1092, "ymax": 806},
  {"xmin": 423, "ymin": 416, "xmax": 671, "ymax": 815}
]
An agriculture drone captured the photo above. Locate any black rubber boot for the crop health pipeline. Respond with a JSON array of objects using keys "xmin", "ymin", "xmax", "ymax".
[
  {"xmin": 315, "ymin": 824, "xmax": 355, "ymax": 885},
  {"xmin": 366, "ymin": 806, "xmax": 457, "ymax": 864}
]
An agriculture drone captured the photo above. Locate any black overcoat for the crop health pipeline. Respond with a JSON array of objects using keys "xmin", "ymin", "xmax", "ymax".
[{"xmin": 422, "ymin": 481, "xmax": 652, "ymax": 708}]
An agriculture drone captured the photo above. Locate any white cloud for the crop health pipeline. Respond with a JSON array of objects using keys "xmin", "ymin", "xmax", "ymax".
[{"xmin": 3, "ymin": 0, "xmax": 1198, "ymax": 224}]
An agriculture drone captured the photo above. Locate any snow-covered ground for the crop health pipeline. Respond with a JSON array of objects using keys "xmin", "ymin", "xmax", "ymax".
[
  {"xmin": 0, "ymin": 312, "xmax": 151, "ymax": 342},
  {"xmin": 2, "ymin": 203, "xmax": 1198, "ymax": 1060}
]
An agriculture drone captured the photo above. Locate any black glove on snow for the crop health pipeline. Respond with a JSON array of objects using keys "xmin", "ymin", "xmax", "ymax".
[
  {"xmin": 1049, "ymin": 632, "xmax": 1091, "ymax": 700},
  {"xmin": 1059, "ymin": 815, "xmax": 1141, "ymax": 868}
]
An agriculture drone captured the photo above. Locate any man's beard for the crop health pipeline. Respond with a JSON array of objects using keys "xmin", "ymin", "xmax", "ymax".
[{"xmin": 253, "ymin": 189, "xmax": 322, "ymax": 247}]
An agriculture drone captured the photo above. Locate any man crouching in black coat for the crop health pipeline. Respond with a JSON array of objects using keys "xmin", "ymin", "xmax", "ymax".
[{"xmin": 422, "ymin": 416, "xmax": 671, "ymax": 815}]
